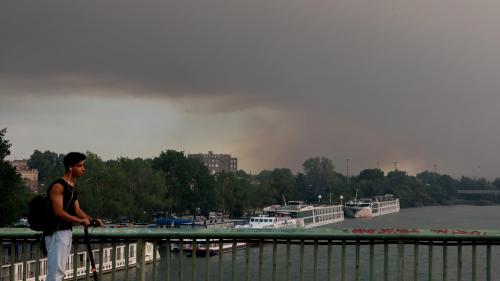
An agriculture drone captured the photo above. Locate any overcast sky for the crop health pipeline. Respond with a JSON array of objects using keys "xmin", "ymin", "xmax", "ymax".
[{"xmin": 1, "ymin": 0, "xmax": 500, "ymax": 178}]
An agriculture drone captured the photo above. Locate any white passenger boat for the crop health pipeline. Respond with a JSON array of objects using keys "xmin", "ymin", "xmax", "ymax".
[
  {"xmin": 171, "ymin": 219, "xmax": 248, "ymax": 255},
  {"xmin": 236, "ymin": 212, "xmax": 299, "ymax": 229},
  {"xmin": 262, "ymin": 201, "xmax": 344, "ymax": 228},
  {"xmin": 179, "ymin": 239, "xmax": 247, "ymax": 256},
  {"xmin": 344, "ymin": 194, "xmax": 400, "ymax": 218}
]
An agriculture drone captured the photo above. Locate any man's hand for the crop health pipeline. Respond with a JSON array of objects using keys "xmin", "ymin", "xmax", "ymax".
[
  {"xmin": 80, "ymin": 218, "xmax": 91, "ymax": 227},
  {"xmin": 94, "ymin": 218, "xmax": 105, "ymax": 227}
]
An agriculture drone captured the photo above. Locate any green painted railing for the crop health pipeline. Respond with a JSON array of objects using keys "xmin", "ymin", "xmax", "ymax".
[{"xmin": 1, "ymin": 227, "xmax": 500, "ymax": 281}]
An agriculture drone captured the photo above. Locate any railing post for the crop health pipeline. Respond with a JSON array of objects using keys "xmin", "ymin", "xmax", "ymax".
[
  {"xmin": 152, "ymin": 240, "xmax": 157, "ymax": 281},
  {"xmin": 180, "ymin": 239, "xmax": 185, "ymax": 281},
  {"xmin": 398, "ymin": 240, "xmax": 405, "ymax": 281},
  {"xmin": 72, "ymin": 240, "xmax": 78, "ymax": 281},
  {"xmin": 192, "ymin": 239, "xmax": 197, "ymax": 281},
  {"xmin": 313, "ymin": 240, "xmax": 318, "ymax": 281},
  {"xmin": 22, "ymin": 240, "xmax": 28, "ymax": 281},
  {"xmin": 384, "ymin": 241, "xmax": 389, "ymax": 281},
  {"xmin": 341, "ymin": 240, "xmax": 346, "ymax": 281},
  {"xmin": 428, "ymin": 242, "xmax": 433, "ymax": 281},
  {"xmin": 487, "ymin": 242, "xmax": 491, "ymax": 281},
  {"xmin": 34, "ymin": 239, "xmax": 40, "ymax": 281},
  {"xmin": 10, "ymin": 239, "xmax": 15, "ymax": 281},
  {"xmin": 98, "ymin": 241, "xmax": 104, "ymax": 281},
  {"xmin": 413, "ymin": 241, "xmax": 419, "ymax": 281},
  {"xmin": 457, "ymin": 241, "xmax": 462, "ymax": 281},
  {"xmin": 369, "ymin": 242, "xmax": 374, "ymax": 281},
  {"xmin": 125, "ymin": 240, "xmax": 130, "ymax": 280},
  {"xmin": 219, "ymin": 239, "xmax": 224, "ymax": 281},
  {"xmin": 205, "ymin": 239, "xmax": 211, "ymax": 281},
  {"xmin": 245, "ymin": 240, "xmax": 250, "ymax": 281},
  {"xmin": 258, "ymin": 239, "xmax": 263, "ymax": 281},
  {"xmin": 166, "ymin": 239, "xmax": 171, "ymax": 281},
  {"xmin": 355, "ymin": 241, "xmax": 360, "ymax": 281},
  {"xmin": 471, "ymin": 242, "xmax": 476, "ymax": 281},
  {"xmin": 272, "ymin": 239, "xmax": 277, "ymax": 281},
  {"xmin": 300, "ymin": 240, "xmax": 305, "ymax": 281},
  {"xmin": 232, "ymin": 240, "xmax": 237, "ymax": 281},
  {"xmin": 0, "ymin": 239, "xmax": 3, "ymax": 281},
  {"xmin": 286, "ymin": 240, "xmax": 291, "ymax": 281},
  {"xmin": 442, "ymin": 241, "xmax": 447, "ymax": 281},
  {"xmin": 327, "ymin": 240, "xmax": 332, "ymax": 281},
  {"xmin": 111, "ymin": 240, "xmax": 116, "ymax": 281},
  {"xmin": 135, "ymin": 238, "xmax": 146, "ymax": 281}
]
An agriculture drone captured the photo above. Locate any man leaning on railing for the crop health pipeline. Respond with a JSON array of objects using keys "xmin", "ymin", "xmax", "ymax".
[{"xmin": 44, "ymin": 152, "xmax": 104, "ymax": 281}]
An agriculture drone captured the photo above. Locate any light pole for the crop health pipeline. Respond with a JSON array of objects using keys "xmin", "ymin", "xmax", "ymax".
[
  {"xmin": 346, "ymin": 158, "xmax": 350, "ymax": 183},
  {"xmin": 317, "ymin": 195, "xmax": 322, "ymax": 204},
  {"xmin": 433, "ymin": 164, "xmax": 438, "ymax": 184},
  {"xmin": 339, "ymin": 195, "xmax": 344, "ymax": 205}
]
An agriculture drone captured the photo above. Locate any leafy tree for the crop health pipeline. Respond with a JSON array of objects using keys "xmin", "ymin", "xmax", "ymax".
[
  {"xmin": 0, "ymin": 128, "xmax": 30, "ymax": 226},
  {"xmin": 214, "ymin": 172, "xmax": 248, "ymax": 217},
  {"xmin": 109, "ymin": 157, "xmax": 167, "ymax": 221},
  {"xmin": 359, "ymin": 169, "xmax": 385, "ymax": 181},
  {"xmin": 152, "ymin": 150, "xmax": 216, "ymax": 215},
  {"xmin": 493, "ymin": 178, "xmax": 500, "ymax": 189},
  {"xmin": 256, "ymin": 168, "xmax": 296, "ymax": 204},
  {"xmin": 77, "ymin": 153, "xmax": 170, "ymax": 222},
  {"xmin": 27, "ymin": 150, "xmax": 65, "ymax": 189},
  {"xmin": 302, "ymin": 157, "xmax": 337, "ymax": 201}
]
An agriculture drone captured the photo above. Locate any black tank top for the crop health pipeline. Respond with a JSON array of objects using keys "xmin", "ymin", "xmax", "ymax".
[{"xmin": 44, "ymin": 178, "xmax": 79, "ymax": 235}]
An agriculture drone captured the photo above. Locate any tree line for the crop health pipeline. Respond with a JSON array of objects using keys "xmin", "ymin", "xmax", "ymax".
[{"xmin": 2, "ymin": 127, "xmax": 500, "ymax": 226}]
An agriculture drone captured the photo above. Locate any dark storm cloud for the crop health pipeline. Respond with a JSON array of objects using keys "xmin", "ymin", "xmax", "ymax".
[{"xmin": 2, "ymin": 0, "xmax": 500, "ymax": 176}]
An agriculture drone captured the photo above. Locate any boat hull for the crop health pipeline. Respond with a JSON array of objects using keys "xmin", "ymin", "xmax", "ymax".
[
  {"xmin": 344, "ymin": 198, "xmax": 400, "ymax": 219},
  {"xmin": 344, "ymin": 207, "xmax": 373, "ymax": 218}
]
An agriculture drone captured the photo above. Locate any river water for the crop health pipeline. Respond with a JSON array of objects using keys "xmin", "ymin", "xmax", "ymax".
[{"xmin": 108, "ymin": 205, "xmax": 500, "ymax": 281}]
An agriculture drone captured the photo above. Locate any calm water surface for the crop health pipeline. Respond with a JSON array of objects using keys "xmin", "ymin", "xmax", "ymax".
[
  {"xmin": 330, "ymin": 204, "xmax": 500, "ymax": 229},
  {"xmin": 117, "ymin": 205, "xmax": 500, "ymax": 281}
]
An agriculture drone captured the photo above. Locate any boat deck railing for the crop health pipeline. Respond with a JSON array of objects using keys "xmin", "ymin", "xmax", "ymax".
[{"xmin": 2, "ymin": 227, "xmax": 500, "ymax": 281}]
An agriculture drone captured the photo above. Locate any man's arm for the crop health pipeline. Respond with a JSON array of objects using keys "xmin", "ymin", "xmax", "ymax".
[
  {"xmin": 75, "ymin": 200, "xmax": 104, "ymax": 227},
  {"xmin": 74, "ymin": 200, "xmax": 91, "ymax": 220},
  {"xmin": 50, "ymin": 184, "xmax": 90, "ymax": 226}
]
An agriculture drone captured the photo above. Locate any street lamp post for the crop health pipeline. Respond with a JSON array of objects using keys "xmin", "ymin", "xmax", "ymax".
[
  {"xmin": 346, "ymin": 158, "xmax": 350, "ymax": 183},
  {"xmin": 317, "ymin": 195, "xmax": 322, "ymax": 204},
  {"xmin": 339, "ymin": 195, "xmax": 344, "ymax": 205}
]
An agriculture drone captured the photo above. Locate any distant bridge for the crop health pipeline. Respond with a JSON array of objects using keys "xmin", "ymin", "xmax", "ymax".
[{"xmin": 457, "ymin": 189, "xmax": 500, "ymax": 195}]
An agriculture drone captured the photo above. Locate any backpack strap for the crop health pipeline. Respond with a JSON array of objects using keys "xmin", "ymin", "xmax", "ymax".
[{"xmin": 47, "ymin": 178, "xmax": 75, "ymax": 232}]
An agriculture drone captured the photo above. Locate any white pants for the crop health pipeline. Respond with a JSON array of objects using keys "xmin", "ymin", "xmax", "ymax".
[{"xmin": 45, "ymin": 230, "xmax": 72, "ymax": 281}]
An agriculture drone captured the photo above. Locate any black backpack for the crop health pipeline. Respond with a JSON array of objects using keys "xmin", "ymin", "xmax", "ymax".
[{"xmin": 28, "ymin": 193, "xmax": 52, "ymax": 231}]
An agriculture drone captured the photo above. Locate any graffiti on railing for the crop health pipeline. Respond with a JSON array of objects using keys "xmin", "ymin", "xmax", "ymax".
[
  {"xmin": 347, "ymin": 228, "xmax": 421, "ymax": 234},
  {"xmin": 430, "ymin": 229, "xmax": 483, "ymax": 235},
  {"xmin": 345, "ymin": 228, "xmax": 486, "ymax": 236}
]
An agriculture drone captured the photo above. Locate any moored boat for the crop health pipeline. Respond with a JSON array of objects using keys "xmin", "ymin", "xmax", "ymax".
[
  {"xmin": 344, "ymin": 194, "xmax": 400, "ymax": 218},
  {"xmin": 262, "ymin": 201, "xmax": 344, "ymax": 228},
  {"xmin": 180, "ymin": 239, "xmax": 247, "ymax": 256},
  {"xmin": 236, "ymin": 211, "xmax": 299, "ymax": 229}
]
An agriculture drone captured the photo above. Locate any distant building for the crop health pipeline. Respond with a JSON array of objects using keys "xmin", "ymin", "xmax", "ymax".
[
  {"xmin": 9, "ymin": 160, "xmax": 39, "ymax": 192},
  {"xmin": 188, "ymin": 151, "xmax": 238, "ymax": 174}
]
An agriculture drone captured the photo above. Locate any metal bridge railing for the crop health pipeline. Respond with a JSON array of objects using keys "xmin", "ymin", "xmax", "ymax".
[{"xmin": 1, "ymin": 227, "xmax": 500, "ymax": 281}]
